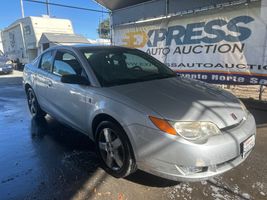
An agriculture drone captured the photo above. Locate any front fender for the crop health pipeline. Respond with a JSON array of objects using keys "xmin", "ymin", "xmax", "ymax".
[{"xmin": 88, "ymin": 96, "xmax": 154, "ymax": 160}]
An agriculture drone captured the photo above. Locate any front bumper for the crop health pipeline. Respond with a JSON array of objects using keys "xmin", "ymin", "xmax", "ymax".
[
  {"xmin": 138, "ymin": 151, "xmax": 252, "ymax": 182},
  {"xmin": 126, "ymin": 113, "xmax": 256, "ymax": 182}
]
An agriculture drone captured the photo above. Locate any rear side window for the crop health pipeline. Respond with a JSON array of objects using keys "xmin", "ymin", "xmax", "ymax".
[{"xmin": 40, "ymin": 51, "xmax": 53, "ymax": 72}]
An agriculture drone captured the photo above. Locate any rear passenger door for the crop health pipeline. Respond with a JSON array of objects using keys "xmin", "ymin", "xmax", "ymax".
[
  {"xmin": 35, "ymin": 50, "xmax": 55, "ymax": 110},
  {"xmin": 46, "ymin": 50, "xmax": 90, "ymax": 132}
]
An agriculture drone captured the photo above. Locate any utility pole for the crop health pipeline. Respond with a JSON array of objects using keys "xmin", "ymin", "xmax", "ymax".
[
  {"xmin": 20, "ymin": 0, "xmax": 25, "ymax": 18},
  {"xmin": 46, "ymin": 0, "xmax": 50, "ymax": 16},
  {"xmin": 99, "ymin": 18, "xmax": 102, "ymax": 38}
]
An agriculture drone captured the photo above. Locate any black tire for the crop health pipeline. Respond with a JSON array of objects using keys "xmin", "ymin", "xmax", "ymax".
[
  {"xmin": 95, "ymin": 121, "xmax": 137, "ymax": 178},
  {"xmin": 26, "ymin": 88, "xmax": 46, "ymax": 118}
]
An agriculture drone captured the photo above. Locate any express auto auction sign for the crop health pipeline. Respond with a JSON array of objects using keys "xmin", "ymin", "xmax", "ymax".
[{"xmin": 114, "ymin": 5, "xmax": 267, "ymax": 85}]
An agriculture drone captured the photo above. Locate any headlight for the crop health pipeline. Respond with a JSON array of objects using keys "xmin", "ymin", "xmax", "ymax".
[
  {"xmin": 172, "ymin": 121, "xmax": 221, "ymax": 141},
  {"xmin": 149, "ymin": 116, "xmax": 221, "ymax": 140},
  {"xmin": 6, "ymin": 60, "xmax": 12, "ymax": 65}
]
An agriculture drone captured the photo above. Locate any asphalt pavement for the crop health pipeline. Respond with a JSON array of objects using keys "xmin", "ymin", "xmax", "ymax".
[{"xmin": 0, "ymin": 76, "xmax": 266, "ymax": 200}]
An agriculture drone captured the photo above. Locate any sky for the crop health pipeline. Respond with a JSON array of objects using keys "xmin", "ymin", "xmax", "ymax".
[{"xmin": 0, "ymin": 0, "xmax": 109, "ymax": 39}]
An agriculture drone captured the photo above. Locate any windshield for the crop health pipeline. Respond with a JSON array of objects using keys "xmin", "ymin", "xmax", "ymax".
[{"xmin": 80, "ymin": 48, "xmax": 176, "ymax": 87}]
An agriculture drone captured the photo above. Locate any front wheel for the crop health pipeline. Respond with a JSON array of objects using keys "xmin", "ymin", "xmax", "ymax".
[
  {"xmin": 95, "ymin": 121, "xmax": 137, "ymax": 178},
  {"xmin": 26, "ymin": 88, "xmax": 46, "ymax": 118}
]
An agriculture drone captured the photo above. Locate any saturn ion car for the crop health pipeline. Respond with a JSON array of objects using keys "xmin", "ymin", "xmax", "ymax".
[{"xmin": 23, "ymin": 45, "xmax": 256, "ymax": 181}]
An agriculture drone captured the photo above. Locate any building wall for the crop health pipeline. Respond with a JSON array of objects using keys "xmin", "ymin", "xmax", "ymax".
[
  {"xmin": 112, "ymin": 0, "xmax": 166, "ymax": 26},
  {"xmin": 2, "ymin": 16, "xmax": 74, "ymax": 64},
  {"xmin": 31, "ymin": 16, "xmax": 74, "ymax": 49},
  {"xmin": 112, "ymin": 0, "xmax": 256, "ymax": 26}
]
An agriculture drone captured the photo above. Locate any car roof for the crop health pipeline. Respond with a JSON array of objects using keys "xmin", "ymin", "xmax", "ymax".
[{"xmin": 49, "ymin": 44, "xmax": 135, "ymax": 51}]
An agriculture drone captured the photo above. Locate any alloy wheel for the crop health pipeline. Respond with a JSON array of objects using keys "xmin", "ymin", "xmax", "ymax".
[
  {"xmin": 98, "ymin": 128, "xmax": 125, "ymax": 171},
  {"xmin": 27, "ymin": 89, "xmax": 37, "ymax": 116}
]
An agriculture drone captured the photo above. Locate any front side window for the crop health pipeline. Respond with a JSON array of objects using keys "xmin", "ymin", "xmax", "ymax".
[
  {"xmin": 53, "ymin": 51, "xmax": 84, "ymax": 77},
  {"xmin": 40, "ymin": 51, "xmax": 53, "ymax": 72},
  {"xmin": 80, "ymin": 48, "xmax": 176, "ymax": 87}
]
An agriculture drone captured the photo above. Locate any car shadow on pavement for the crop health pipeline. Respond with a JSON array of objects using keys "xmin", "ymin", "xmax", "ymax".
[
  {"xmin": 29, "ymin": 116, "xmax": 178, "ymax": 198},
  {"xmin": 29, "ymin": 116, "xmax": 103, "ymax": 199},
  {"xmin": 31, "ymin": 116, "xmax": 96, "ymax": 151},
  {"xmin": 31, "ymin": 116, "xmax": 179, "ymax": 188},
  {"xmin": 126, "ymin": 170, "xmax": 179, "ymax": 187}
]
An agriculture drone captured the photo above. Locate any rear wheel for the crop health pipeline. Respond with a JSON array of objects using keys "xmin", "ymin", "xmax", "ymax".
[
  {"xmin": 95, "ymin": 121, "xmax": 136, "ymax": 178},
  {"xmin": 26, "ymin": 88, "xmax": 46, "ymax": 118}
]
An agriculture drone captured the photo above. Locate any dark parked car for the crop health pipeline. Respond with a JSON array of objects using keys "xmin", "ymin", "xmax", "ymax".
[{"xmin": 0, "ymin": 50, "xmax": 13, "ymax": 74}]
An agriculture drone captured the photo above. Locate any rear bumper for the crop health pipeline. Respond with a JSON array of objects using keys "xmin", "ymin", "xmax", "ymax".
[{"xmin": 126, "ymin": 113, "xmax": 256, "ymax": 182}]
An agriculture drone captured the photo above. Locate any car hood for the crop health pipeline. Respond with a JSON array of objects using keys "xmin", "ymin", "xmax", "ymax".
[{"xmin": 109, "ymin": 77, "xmax": 246, "ymax": 129}]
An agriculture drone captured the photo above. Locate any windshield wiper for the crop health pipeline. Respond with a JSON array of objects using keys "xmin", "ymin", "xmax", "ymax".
[
  {"xmin": 140, "ymin": 73, "xmax": 176, "ymax": 81},
  {"xmin": 107, "ymin": 78, "xmax": 140, "ymax": 86},
  {"xmin": 106, "ymin": 73, "xmax": 176, "ymax": 87}
]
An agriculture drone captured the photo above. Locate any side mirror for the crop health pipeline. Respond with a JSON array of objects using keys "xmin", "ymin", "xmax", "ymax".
[{"xmin": 61, "ymin": 74, "xmax": 90, "ymax": 85}]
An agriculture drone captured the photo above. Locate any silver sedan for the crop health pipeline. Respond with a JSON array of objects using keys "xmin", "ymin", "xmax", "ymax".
[{"xmin": 23, "ymin": 45, "xmax": 256, "ymax": 182}]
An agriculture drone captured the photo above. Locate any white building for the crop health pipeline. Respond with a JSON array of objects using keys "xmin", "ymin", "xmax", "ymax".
[
  {"xmin": 38, "ymin": 33, "xmax": 89, "ymax": 53},
  {"xmin": 1, "ymin": 15, "xmax": 74, "ymax": 64}
]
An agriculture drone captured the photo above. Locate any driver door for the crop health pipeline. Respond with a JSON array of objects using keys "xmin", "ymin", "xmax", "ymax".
[{"xmin": 46, "ymin": 50, "xmax": 90, "ymax": 132}]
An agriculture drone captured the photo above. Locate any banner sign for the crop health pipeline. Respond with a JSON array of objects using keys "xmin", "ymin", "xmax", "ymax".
[{"xmin": 114, "ymin": 4, "xmax": 267, "ymax": 85}]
